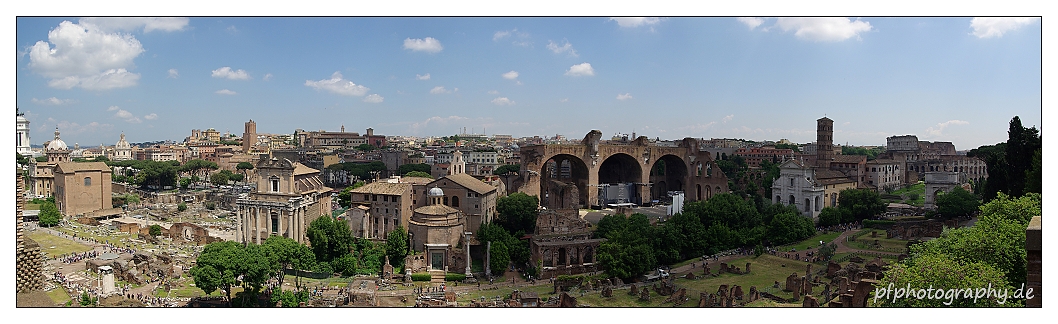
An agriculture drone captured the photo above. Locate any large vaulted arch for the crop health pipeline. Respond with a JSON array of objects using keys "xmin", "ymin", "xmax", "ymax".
[
  {"xmin": 649, "ymin": 154, "xmax": 688, "ymax": 201},
  {"xmin": 539, "ymin": 154, "xmax": 590, "ymax": 209}
]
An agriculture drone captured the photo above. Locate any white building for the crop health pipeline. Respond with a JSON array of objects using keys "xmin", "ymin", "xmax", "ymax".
[
  {"xmin": 114, "ymin": 133, "xmax": 133, "ymax": 161},
  {"xmin": 16, "ymin": 108, "xmax": 32, "ymax": 156},
  {"xmin": 865, "ymin": 159, "xmax": 903, "ymax": 192}
]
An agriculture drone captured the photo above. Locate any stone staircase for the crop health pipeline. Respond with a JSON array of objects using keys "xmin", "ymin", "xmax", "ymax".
[{"xmin": 429, "ymin": 270, "xmax": 445, "ymax": 285}]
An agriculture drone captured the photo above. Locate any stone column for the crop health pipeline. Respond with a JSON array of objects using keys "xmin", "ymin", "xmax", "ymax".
[
  {"xmin": 464, "ymin": 232, "xmax": 472, "ymax": 276},
  {"xmin": 255, "ymin": 207, "xmax": 262, "ymax": 244}
]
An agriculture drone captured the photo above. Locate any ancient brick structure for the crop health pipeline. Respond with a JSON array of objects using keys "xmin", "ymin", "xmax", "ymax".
[
  {"xmin": 16, "ymin": 171, "xmax": 45, "ymax": 293},
  {"xmin": 1026, "ymin": 216, "xmax": 1042, "ymax": 308},
  {"xmin": 531, "ymin": 208, "xmax": 604, "ymax": 278},
  {"xmin": 887, "ymin": 220, "xmax": 944, "ymax": 239},
  {"xmin": 519, "ymin": 130, "xmax": 728, "ymax": 208}
]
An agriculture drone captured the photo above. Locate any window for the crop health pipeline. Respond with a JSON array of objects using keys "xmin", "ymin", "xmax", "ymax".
[
  {"xmin": 270, "ymin": 176, "xmax": 280, "ymax": 192},
  {"xmin": 452, "ymin": 196, "xmax": 460, "ymax": 207},
  {"xmin": 364, "ymin": 194, "xmax": 369, "ymax": 200},
  {"xmin": 373, "ymin": 195, "xmax": 377, "ymax": 201},
  {"xmin": 790, "ymin": 178, "xmax": 795, "ymax": 186},
  {"xmin": 84, "ymin": 177, "xmax": 91, "ymax": 186},
  {"xmin": 443, "ymin": 196, "xmax": 449, "ymax": 205}
]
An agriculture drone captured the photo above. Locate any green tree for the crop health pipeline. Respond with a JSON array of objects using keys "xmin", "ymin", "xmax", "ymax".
[
  {"xmin": 149, "ymin": 224, "xmax": 162, "ymax": 237},
  {"xmin": 816, "ymin": 207, "xmax": 843, "ymax": 227},
  {"xmin": 38, "ymin": 201, "xmax": 61, "ymax": 227},
  {"xmin": 237, "ymin": 243, "xmax": 281, "ymax": 305},
  {"xmin": 263, "ymin": 236, "xmax": 316, "ymax": 290},
  {"xmin": 1024, "ymin": 148, "xmax": 1041, "ymax": 194},
  {"xmin": 875, "ymin": 253, "xmax": 1020, "ymax": 307},
  {"xmin": 398, "ymin": 163, "xmax": 431, "ymax": 175},
  {"xmin": 35, "ymin": 156, "xmax": 47, "ymax": 163},
  {"xmin": 488, "ymin": 241, "xmax": 510, "ymax": 276},
  {"xmin": 337, "ymin": 186, "xmax": 355, "ymax": 208},
  {"xmin": 837, "ymin": 189, "xmax": 886, "ymax": 223},
  {"xmin": 684, "ymin": 193, "xmax": 762, "ymax": 231},
  {"xmin": 210, "ymin": 172, "xmax": 230, "ymax": 186},
  {"xmin": 1004, "ymin": 116, "xmax": 1041, "ymax": 198},
  {"xmin": 977, "ymin": 192, "xmax": 1041, "ymax": 227},
  {"xmin": 177, "ymin": 202, "xmax": 187, "ymax": 212},
  {"xmin": 934, "ymin": 186, "xmax": 980, "ymax": 219},
  {"xmin": 385, "ymin": 225, "xmax": 409, "ymax": 269},
  {"xmin": 356, "ymin": 144, "xmax": 376, "ymax": 151},
  {"xmin": 596, "ymin": 213, "xmax": 657, "ymax": 280},
  {"xmin": 271, "ymin": 290, "xmax": 309, "ymax": 307},
  {"xmin": 496, "ymin": 192, "xmax": 539, "ymax": 235},
  {"xmin": 204, "ymin": 201, "xmax": 216, "ymax": 210},
  {"xmin": 237, "ymin": 161, "xmax": 254, "ymax": 178},
  {"xmin": 402, "ymin": 171, "xmax": 433, "ymax": 179},
  {"xmin": 767, "ymin": 211, "xmax": 815, "ymax": 246},
  {"xmin": 181, "ymin": 159, "xmax": 219, "ymax": 181},
  {"xmin": 332, "ymin": 253, "xmax": 360, "ymax": 277},
  {"xmin": 16, "ymin": 153, "xmax": 29, "ymax": 166},
  {"xmin": 306, "ymin": 216, "xmax": 354, "ymax": 263},
  {"xmin": 493, "ymin": 164, "xmax": 521, "ymax": 175},
  {"xmin": 79, "ymin": 292, "xmax": 97, "ymax": 306},
  {"xmin": 190, "ymin": 241, "xmax": 244, "ymax": 304},
  {"xmin": 817, "ymin": 242, "xmax": 836, "ymax": 260}
]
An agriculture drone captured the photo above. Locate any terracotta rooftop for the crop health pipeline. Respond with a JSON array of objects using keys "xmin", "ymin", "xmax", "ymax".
[
  {"xmin": 351, "ymin": 182, "xmax": 411, "ymax": 196},
  {"xmin": 292, "ymin": 162, "xmax": 319, "ymax": 176},
  {"xmin": 54, "ymin": 162, "xmax": 112, "ymax": 173},
  {"xmin": 414, "ymin": 204, "xmax": 461, "ymax": 216},
  {"xmin": 438, "ymin": 173, "xmax": 497, "ymax": 194}
]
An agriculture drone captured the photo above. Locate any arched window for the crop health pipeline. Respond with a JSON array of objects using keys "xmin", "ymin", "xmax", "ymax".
[
  {"xmin": 706, "ymin": 164, "xmax": 713, "ymax": 177},
  {"xmin": 815, "ymin": 196, "xmax": 821, "ymax": 211},
  {"xmin": 696, "ymin": 163, "xmax": 703, "ymax": 177},
  {"xmin": 270, "ymin": 176, "xmax": 280, "ymax": 192},
  {"xmin": 443, "ymin": 196, "xmax": 449, "ymax": 206},
  {"xmin": 789, "ymin": 195, "xmax": 795, "ymax": 205},
  {"xmin": 84, "ymin": 177, "xmax": 91, "ymax": 186},
  {"xmin": 451, "ymin": 196, "xmax": 460, "ymax": 207}
]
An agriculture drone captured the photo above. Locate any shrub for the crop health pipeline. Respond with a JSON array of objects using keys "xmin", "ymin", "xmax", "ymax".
[
  {"xmin": 863, "ymin": 220, "xmax": 896, "ymax": 229},
  {"xmin": 445, "ymin": 273, "xmax": 466, "ymax": 282},
  {"xmin": 411, "ymin": 272, "xmax": 431, "ymax": 282},
  {"xmin": 177, "ymin": 202, "xmax": 187, "ymax": 212},
  {"xmin": 204, "ymin": 201, "xmax": 216, "ymax": 210}
]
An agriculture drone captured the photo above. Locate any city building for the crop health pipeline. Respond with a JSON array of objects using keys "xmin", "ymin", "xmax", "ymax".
[
  {"xmin": 28, "ymin": 128, "xmax": 71, "ymax": 198},
  {"xmin": 16, "ymin": 108, "xmax": 31, "ymax": 156},
  {"xmin": 53, "ymin": 162, "xmax": 113, "ymax": 217},
  {"xmin": 349, "ymin": 182, "xmax": 414, "ymax": 240},
  {"xmin": 408, "ymin": 187, "xmax": 467, "ymax": 272},
  {"xmin": 734, "ymin": 146, "xmax": 795, "ymax": 168},
  {"xmin": 113, "ymin": 133, "xmax": 133, "ymax": 161},
  {"xmin": 878, "ymin": 135, "xmax": 987, "ymax": 185}
]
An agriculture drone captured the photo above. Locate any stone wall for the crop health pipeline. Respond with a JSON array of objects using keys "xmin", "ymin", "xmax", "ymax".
[{"xmin": 16, "ymin": 171, "xmax": 45, "ymax": 293}]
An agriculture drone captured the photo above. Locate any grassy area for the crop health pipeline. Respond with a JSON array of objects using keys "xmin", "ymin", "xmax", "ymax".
[
  {"xmin": 46, "ymin": 287, "xmax": 71, "ymax": 306},
  {"xmin": 457, "ymin": 283, "xmax": 556, "ymax": 304},
  {"xmin": 27, "ymin": 231, "xmax": 93, "ymax": 257},
  {"xmin": 669, "ymin": 254, "xmax": 818, "ymax": 306},
  {"xmin": 889, "ymin": 182, "xmax": 925, "ymax": 206},
  {"xmin": 776, "ymin": 231, "xmax": 842, "ymax": 252},
  {"xmin": 26, "ymin": 203, "xmax": 41, "ymax": 210},
  {"xmin": 846, "ymin": 231, "xmax": 909, "ymax": 253}
]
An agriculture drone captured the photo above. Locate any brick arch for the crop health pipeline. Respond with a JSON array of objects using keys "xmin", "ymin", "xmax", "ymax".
[{"xmin": 648, "ymin": 154, "xmax": 689, "ymax": 201}]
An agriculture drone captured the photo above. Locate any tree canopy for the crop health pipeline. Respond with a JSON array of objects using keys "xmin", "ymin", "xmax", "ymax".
[
  {"xmin": 934, "ymin": 186, "xmax": 980, "ymax": 219},
  {"xmin": 403, "ymin": 171, "xmax": 433, "ymax": 179},
  {"xmin": 385, "ymin": 225, "xmax": 409, "ymax": 269},
  {"xmin": 970, "ymin": 116, "xmax": 1041, "ymax": 201},
  {"xmin": 493, "ymin": 164, "xmax": 521, "ymax": 175},
  {"xmin": 496, "ymin": 192, "xmax": 539, "ymax": 235},
  {"xmin": 38, "ymin": 201, "xmax": 61, "ymax": 227},
  {"xmin": 398, "ymin": 163, "xmax": 431, "ymax": 176},
  {"xmin": 837, "ymin": 188, "xmax": 886, "ymax": 223},
  {"xmin": 306, "ymin": 216, "xmax": 355, "ymax": 263}
]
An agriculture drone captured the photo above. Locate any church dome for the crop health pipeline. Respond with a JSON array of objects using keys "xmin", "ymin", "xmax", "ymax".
[
  {"xmin": 428, "ymin": 187, "xmax": 444, "ymax": 197},
  {"xmin": 116, "ymin": 133, "xmax": 131, "ymax": 149},
  {"xmin": 46, "ymin": 128, "xmax": 68, "ymax": 150}
]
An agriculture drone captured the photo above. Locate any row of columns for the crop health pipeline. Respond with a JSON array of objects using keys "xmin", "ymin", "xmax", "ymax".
[
  {"xmin": 237, "ymin": 204, "xmax": 308, "ymax": 244},
  {"xmin": 542, "ymin": 245, "xmax": 596, "ymax": 268}
]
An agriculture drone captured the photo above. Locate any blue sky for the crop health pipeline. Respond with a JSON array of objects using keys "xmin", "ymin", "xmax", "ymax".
[{"xmin": 14, "ymin": 17, "xmax": 1041, "ymax": 150}]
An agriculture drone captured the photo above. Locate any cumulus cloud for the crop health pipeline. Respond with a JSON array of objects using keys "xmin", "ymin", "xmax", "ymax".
[
  {"xmin": 305, "ymin": 72, "xmax": 370, "ymax": 96},
  {"xmin": 416, "ymin": 73, "xmax": 431, "ymax": 80},
  {"xmin": 774, "ymin": 17, "xmax": 873, "ymax": 42},
  {"xmin": 430, "ymin": 86, "xmax": 451, "ymax": 94},
  {"xmin": 491, "ymin": 97, "xmax": 515, "ymax": 106},
  {"xmin": 51, "ymin": 120, "xmax": 112, "ymax": 135},
  {"xmin": 211, "ymin": 67, "xmax": 251, "ymax": 80},
  {"xmin": 970, "ymin": 17, "xmax": 1039, "ymax": 38},
  {"xmin": 737, "ymin": 17, "xmax": 765, "ymax": 30},
  {"xmin": 167, "ymin": 68, "xmax": 179, "ymax": 78},
  {"xmin": 925, "ymin": 120, "xmax": 969, "ymax": 137},
  {"xmin": 493, "ymin": 30, "xmax": 512, "ymax": 41},
  {"xmin": 616, "ymin": 93, "xmax": 633, "ymax": 100},
  {"xmin": 29, "ymin": 21, "xmax": 145, "ymax": 90},
  {"xmin": 144, "ymin": 113, "xmax": 158, "ymax": 120},
  {"xmin": 564, "ymin": 63, "xmax": 595, "ymax": 77},
  {"xmin": 263, "ymin": 73, "xmax": 273, "ymax": 81},
  {"xmin": 403, "ymin": 37, "xmax": 443, "ymax": 53},
  {"xmin": 723, "ymin": 114, "xmax": 734, "ymax": 123},
  {"xmin": 363, "ymin": 94, "xmax": 384, "ymax": 103},
  {"xmin": 79, "ymin": 17, "xmax": 189, "ymax": 33},
  {"xmin": 215, "ymin": 89, "xmax": 237, "ymax": 95},
  {"xmin": 108, "ymin": 106, "xmax": 141, "ymax": 123},
  {"xmin": 31, "ymin": 97, "xmax": 74, "ymax": 105},
  {"xmin": 546, "ymin": 40, "xmax": 578, "ymax": 57},
  {"xmin": 610, "ymin": 17, "xmax": 662, "ymax": 28},
  {"xmin": 502, "ymin": 71, "xmax": 519, "ymax": 80}
]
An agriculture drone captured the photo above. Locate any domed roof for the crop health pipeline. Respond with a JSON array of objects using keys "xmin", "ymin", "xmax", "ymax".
[
  {"xmin": 510, "ymin": 144, "xmax": 519, "ymax": 150},
  {"xmin": 47, "ymin": 128, "xmax": 68, "ymax": 151},
  {"xmin": 428, "ymin": 187, "xmax": 444, "ymax": 197},
  {"xmin": 115, "ymin": 133, "xmax": 131, "ymax": 149}
]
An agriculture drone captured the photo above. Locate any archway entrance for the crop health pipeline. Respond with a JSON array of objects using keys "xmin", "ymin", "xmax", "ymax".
[
  {"xmin": 649, "ymin": 155, "xmax": 688, "ymax": 202},
  {"xmin": 598, "ymin": 153, "xmax": 643, "ymax": 206},
  {"xmin": 539, "ymin": 154, "xmax": 590, "ymax": 209}
]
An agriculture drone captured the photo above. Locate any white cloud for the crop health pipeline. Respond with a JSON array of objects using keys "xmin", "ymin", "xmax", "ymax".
[
  {"xmin": 737, "ymin": 17, "xmax": 765, "ymax": 30},
  {"xmin": 144, "ymin": 113, "xmax": 158, "ymax": 120},
  {"xmin": 925, "ymin": 120, "xmax": 969, "ymax": 137},
  {"xmin": 28, "ymin": 21, "xmax": 145, "ymax": 90},
  {"xmin": 493, "ymin": 30, "xmax": 511, "ymax": 41},
  {"xmin": 226, "ymin": 25, "xmax": 239, "ymax": 34},
  {"xmin": 363, "ymin": 94, "xmax": 384, "ymax": 103},
  {"xmin": 416, "ymin": 73, "xmax": 431, "ymax": 80},
  {"xmin": 723, "ymin": 114, "xmax": 734, "ymax": 123},
  {"xmin": 79, "ymin": 17, "xmax": 189, "ymax": 33},
  {"xmin": 167, "ymin": 68, "xmax": 179, "ymax": 78},
  {"xmin": 31, "ymin": 97, "xmax": 74, "ymax": 105},
  {"xmin": 774, "ymin": 17, "xmax": 873, "ymax": 42},
  {"xmin": 491, "ymin": 97, "xmax": 515, "ymax": 106},
  {"xmin": 108, "ymin": 106, "xmax": 141, "ymax": 123},
  {"xmin": 430, "ymin": 86, "xmax": 450, "ymax": 94},
  {"xmin": 488, "ymin": 90, "xmax": 499, "ymax": 95},
  {"xmin": 546, "ymin": 40, "xmax": 578, "ymax": 57},
  {"xmin": 616, "ymin": 93, "xmax": 633, "ymax": 100},
  {"xmin": 403, "ymin": 37, "xmax": 443, "ymax": 53},
  {"xmin": 970, "ymin": 17, "xmax": 1039, "ymax": 38},
  {"xmin": 502, "ymin": 71, "xmax": 519, "ymax": 80},
  {"xmin": 211, "ymin": 67, "xmax": 251, "ymax": 80},
  {"xmin": 52, "ymin": 120, "xmax": 112, "ymax": 135},
  {"xmin": 610, "ymin": 17, "xmax": 662, "ymax": 28},
  {"xmin": 215, "ymin": 89, "xmax": 237, "ymax": 95},
  {"xmin": 305, "ymin": 72, "xmax": 370, "ymax": 96},
  {"xmin": 564, "ymin": 63, "xmax": 595, "ymax": 77},
  {"xmin": 560, "ymin": 98, "xmax": 569, "ymax": 103},
  {"xmin": 263, "ymin": 73, "xmax": 273, "ymax": 81}
]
